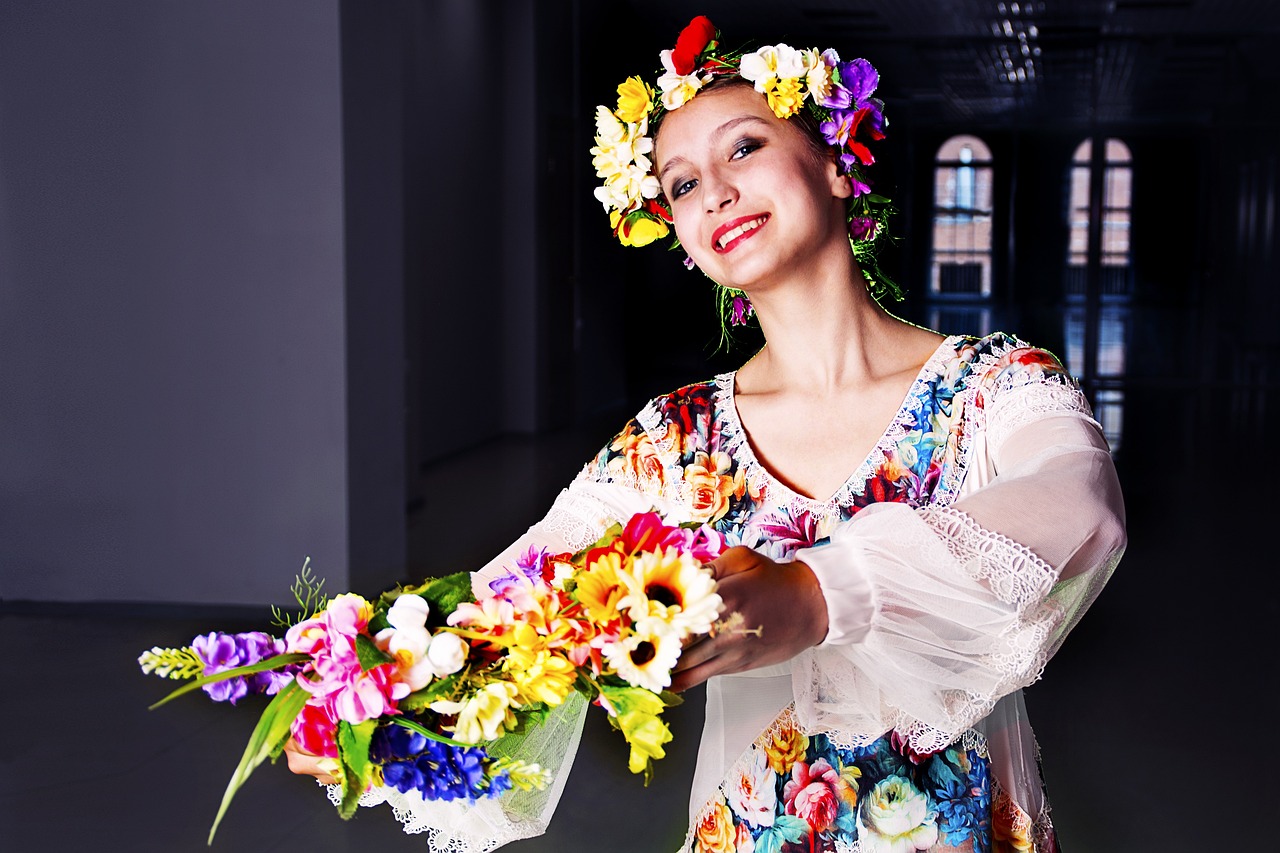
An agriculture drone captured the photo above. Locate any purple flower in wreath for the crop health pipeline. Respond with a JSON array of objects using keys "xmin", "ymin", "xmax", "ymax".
[
  {"xmin": 839, "ymin": 58, "xmax": 879, "ymax": 106},
  {"xmin": 729, "ymin": 294, "xmax": 754, "ymax": 326}
]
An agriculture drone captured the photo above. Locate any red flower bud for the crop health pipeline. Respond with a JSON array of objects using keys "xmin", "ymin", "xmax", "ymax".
[{"xmin": 671, "ymin": 16, "xmax": 717, "ymax": 76}]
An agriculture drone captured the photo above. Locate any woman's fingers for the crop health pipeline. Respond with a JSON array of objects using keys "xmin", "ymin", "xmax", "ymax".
[{"xmin": 283, "ymin": 738, "xmax": 339, "ymax": 785}]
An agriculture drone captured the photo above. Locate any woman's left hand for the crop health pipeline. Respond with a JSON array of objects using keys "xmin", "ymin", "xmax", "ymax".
[{"xmin": 670, "ymin": 546, "xmax": 828, "ymax": 692}]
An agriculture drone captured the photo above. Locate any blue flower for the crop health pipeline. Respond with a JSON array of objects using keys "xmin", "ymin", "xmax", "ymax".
[{"xmin": 371, "ymin": 724, "xmax": 505, "ymax": 802}]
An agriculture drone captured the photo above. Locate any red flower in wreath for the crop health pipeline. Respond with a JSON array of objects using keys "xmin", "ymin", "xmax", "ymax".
[{"xmin": 671, "ymin": 16, "xmax": 717, "ymax": 75}]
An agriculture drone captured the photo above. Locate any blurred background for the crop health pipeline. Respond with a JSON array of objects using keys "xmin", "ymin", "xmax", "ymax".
[{"xmin": 2, "ymin": 1, "xmax": 1277, "ymax": 850}]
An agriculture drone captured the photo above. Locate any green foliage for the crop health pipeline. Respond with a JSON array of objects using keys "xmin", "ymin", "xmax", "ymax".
[
  {"xmin": 390, "ymin": 716, "xmax": 473, "ymax": 749},
  {"xmin": 354, "ymin": 634, "xmax": 394, "ymax": 672},
  {"xmin": 336, "ymin": 720, "xmax": 378, "ymax": 819},
  {"xmin": 148, "ymin": 653, "xmax": 310, "ymax": 711},
  {"xmin": 391, "ymin": 571, "xmax": 474, "ymax": 619},
  {"xmin": 269, "ymin": 558, "xmax": 329, "ymax": 629},
  {"xmin": 399, "ymin": 671, "xmax": 464, "ymax": 712},
  {"xmin": 207, "ymin": 680, "xmax": 308, "ymax": 844}
]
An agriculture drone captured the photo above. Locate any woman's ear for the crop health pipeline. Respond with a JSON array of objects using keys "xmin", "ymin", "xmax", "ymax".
[{"xmin": 825, "ymin": 152, "xmax": 853, "ymax": 199}]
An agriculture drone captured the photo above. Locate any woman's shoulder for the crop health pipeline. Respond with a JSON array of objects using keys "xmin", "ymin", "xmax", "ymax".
[{"xmin": 945, "ymin": 331, "xmax": 1077, "ymax": 394}]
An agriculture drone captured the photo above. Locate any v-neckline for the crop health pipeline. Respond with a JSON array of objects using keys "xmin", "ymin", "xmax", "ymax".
[{"xmin": 714, "ymin": 335, "xmax": 961, "ymax": 513}]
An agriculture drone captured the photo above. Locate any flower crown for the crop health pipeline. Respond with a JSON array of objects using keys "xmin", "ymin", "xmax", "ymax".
[{"xmin": 589, "ymin": 15, "xmax": 900, "ymax": 312}]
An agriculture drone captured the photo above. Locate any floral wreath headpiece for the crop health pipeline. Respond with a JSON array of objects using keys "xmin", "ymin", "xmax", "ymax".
[{"xmin": 590, "ymin": 15, "xmax": 900, "ymax": 326}]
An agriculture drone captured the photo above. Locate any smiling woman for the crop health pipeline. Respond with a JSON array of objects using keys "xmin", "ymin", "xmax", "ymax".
[{"xmin": 290, "ymin": 15, "xmax": 1126, "ymax": 853}]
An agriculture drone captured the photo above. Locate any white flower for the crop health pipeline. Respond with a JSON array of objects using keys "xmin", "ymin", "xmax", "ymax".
[
  {"xmin": 593, "ymin": 105, "xmax": 626, "ymax": 145},
  {"xmin": 657, "ymin": 49, "xmax": 710, "ymax": 110},
  {"xmin": 430, "ymin": 681, "xmax": 519, "ymax": 743},
  {"xmin": 604, "ymin": 616, "xmax": 682, "ymax": 693},
  {"xmin": 855, "ymin": 775, "xmax": 939, "ymax": 853},
  {"xmin": 739, "ymin": 43, "xmax": 806, "ymax": 91},
  {"xmin": 425, "ymin": 630, "xmax": 468, "ymax": 676},
  {"xmin": 725, "ymin": 747, "xmax": 777, "ymax": 828},
  {"xmin": 614, "ymin": 546, "xmax": 722, "ymax": 637}
]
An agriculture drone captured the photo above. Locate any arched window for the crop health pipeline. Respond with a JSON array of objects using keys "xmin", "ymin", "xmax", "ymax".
[
  {"xmin": 1064, "ymin": 137, "xmax": 1133, "ymax": 451},
  {"xmin": 931, "ymin": 135, "xmax": 994, "ymax": 297},
  {"xmin": 1066, "ymin": 138, "xmax": 1132, "ymax": 295}
]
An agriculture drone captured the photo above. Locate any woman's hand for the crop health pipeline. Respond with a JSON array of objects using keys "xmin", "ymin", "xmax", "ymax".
[
  {"xmin": 283, "ymin": 738, "xmax": 340, "ymax": 785},
  {"xmin": 670, "ymin": 546, "xmax": 828, "ymax": 692}
]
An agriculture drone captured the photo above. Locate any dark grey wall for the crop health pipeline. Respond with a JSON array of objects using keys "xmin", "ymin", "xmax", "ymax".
[{"xmin": 0, "ymin": 1, "xmax": 350, "ymax": 603}]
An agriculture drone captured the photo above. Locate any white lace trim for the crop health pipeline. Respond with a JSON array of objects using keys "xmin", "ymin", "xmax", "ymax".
[
  {"xmin": 710, "ymin": 336, "xmax": 965, "ymax": 521},
  {"xmin": 528, "ymin": 486, "xmax": 614, "ymax": 551},
  {"xmin": 919, "ymin": 506, "xmax": 1057, "ymax": 610},
  {"xmin": 985, "ymin": 379, "xmax": 1095, "ymax": 456}
]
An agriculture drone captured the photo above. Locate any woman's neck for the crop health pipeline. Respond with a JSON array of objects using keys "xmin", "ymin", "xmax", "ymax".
[{"xmin": 742, "ymin": 258, "xmax": 922, "ymax": 394}]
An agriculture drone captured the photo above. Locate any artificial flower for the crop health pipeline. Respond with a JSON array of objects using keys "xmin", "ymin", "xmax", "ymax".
[
  {"xmin": 432, "ymin": 680, "xmax": 520, "ymax": 744},
  {"xmin": 502, "ymin": 624, "xmax": 577, "ymax": 706},
  {"xmin": 726, "ymin": 747, "xmax": 778, "ymax": 828},
  {"xmin": 604, "ymin": 615, "xmax": 682, "ymax": 693},
  {"xmin": 610, "ymin": 209, "xmax": 669, "ymax": 246},
  {"xmin": 813, "ymin": 49, "xmax": 852, "ymax": 109},
  {"xmin": 615, "ymin": 545, "xmax": 722, "ymax": 636},
  {"xmin": 189, "ymin": 631, "xmax": 291, "ymax": 704},
  {"xmin": 615, "ymin": 76, "xmax": 654, "ymax": 123},
  {"xmin": 739, "ymin": 44, "xmax": 807, "ymax": 93},
  {"xmin": 856, "ymin": 775, "xmax": 940, "ymax": 853},
  {"xmin": 575, "ymin": 549, "xmax": 627, "ymax": 625},
  {"xmin": 670, "ymin": 14, "xmax": 717, "ymax": 75},
  {"xmin": 657, "ymin": 50, "xmax": 709, "ymax": 111}
]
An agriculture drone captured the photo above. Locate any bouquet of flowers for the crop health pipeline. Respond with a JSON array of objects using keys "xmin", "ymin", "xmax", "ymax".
[{"xmin": 138, "ymin": 512, "xmax": 726, "ymax": 842}]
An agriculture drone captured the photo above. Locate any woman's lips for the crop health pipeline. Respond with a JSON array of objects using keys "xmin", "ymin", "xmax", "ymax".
[{"xmin": 712, "ymin": 214, "xmax": 769, "ymax": 254}]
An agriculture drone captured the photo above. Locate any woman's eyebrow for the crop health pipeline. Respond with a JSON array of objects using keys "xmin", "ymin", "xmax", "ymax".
[{"xmin": 657, "ymin": 115, "xmax": 772, "ymax": 183}]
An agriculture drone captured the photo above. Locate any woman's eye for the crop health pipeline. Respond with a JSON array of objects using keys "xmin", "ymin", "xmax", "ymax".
[
  {"xmin": 672, "ymin": 179, "xmax": 697, "ymax": 199},
  {"xmin": 732, "ymin": 141, "xmax": 761, "ymax": 160}
]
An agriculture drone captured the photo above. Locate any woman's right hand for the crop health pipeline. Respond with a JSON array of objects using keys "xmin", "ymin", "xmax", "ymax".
[{"xmin": 283, "ymin": 737, "xmax": 340, "ymax": 785}]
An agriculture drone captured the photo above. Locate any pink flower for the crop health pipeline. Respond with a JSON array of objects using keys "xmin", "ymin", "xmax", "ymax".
[
  {"xmin": 726, "ymin": 748, "xmax": 777, "ymax": 828},
  {"xmin": 616, "ymin": 511, "xmax": 725, "ymax": 562},
  {"xmin": 290, "ymin": 701, "xmax": 339, "ymax": 758},
  {"xmin": 285, "ymin": 593, "xmax": 409, "ymax": 725},
  {"xmin": 783, "ymin": 758, "xmax": 845, "ymax": 834}
]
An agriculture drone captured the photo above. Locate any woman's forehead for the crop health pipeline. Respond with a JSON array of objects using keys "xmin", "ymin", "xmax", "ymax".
[{"xmin": 655, "ymin": 87, "xmax": 778, "ymax": 163}]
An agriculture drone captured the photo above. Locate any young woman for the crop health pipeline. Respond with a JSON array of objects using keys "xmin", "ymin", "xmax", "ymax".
[{"xmin": 292, "ymin": 17, "xmax": 1125, "ymax": 853}]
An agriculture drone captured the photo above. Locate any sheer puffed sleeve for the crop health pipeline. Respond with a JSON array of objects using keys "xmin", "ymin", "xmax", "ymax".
[
  {"xmin": 791, "ymin": 350, "xmax": 1126, "ymax": 754},
  {"xmin": 354, "ymin": 420, "xmax": 678, "ymax": 853}
]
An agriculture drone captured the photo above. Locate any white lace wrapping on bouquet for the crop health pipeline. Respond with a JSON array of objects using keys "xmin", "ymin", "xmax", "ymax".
[{"xmin": 328, "ymin": 693, "xmax": 589, "ymax": 853}]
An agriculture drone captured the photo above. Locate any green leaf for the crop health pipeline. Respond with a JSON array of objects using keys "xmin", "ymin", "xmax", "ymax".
[
  {"xmin": 148, "ymin": 653, "xmax": 310, "ymax": 710},
  {"xmin": 335, "ymin": 720, "xmax": 378, "ymax": 819},
  {"xmin": 866, "ymin": 194, "xmax": 892, "ymax": 204},
  {"xmin": 399, "ymin": 671, "xmax": 462, "ymax": 712},
  {"xmin": 396, "ymin": 571, "xmax": 475, "ymax": 618},
  {"xmin": 390, "ymin": 716, "xmax": 475, "ymax": 748},
  {"xmin": 354, "ymin": 634, "xmax": 394, "ymax": 672},
  {"xmin": 774, "ymin": 814, "xmax": 810, "ymax": 843},
  {"xmin": 207, "ymin": 680, "xmax": 308, "ymax": 844}
]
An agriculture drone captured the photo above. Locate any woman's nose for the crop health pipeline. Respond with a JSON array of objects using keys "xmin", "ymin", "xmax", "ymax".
[{"xmin": 703, "ymin": 170, "xmax": 737, "ymax": 213}]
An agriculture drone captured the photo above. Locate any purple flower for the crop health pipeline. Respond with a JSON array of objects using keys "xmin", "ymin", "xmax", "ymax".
[
  {"xmin": 820, "ymin": 109, "xmax": 856, "ymax": 148},
  {"xmin": 190, "ymin": 631, "xmax": 291, "ymax": 704},
  {"xmin": 849, "ymin": 216, "xmax": 877, "ymax": 242},
  {"xmin": 488, "ymin": 545, "xmax": 549, "ymax": 596},
  {"xmin": 839, "ymin": 58, "xmax": 879, "ymax": 105},
  {"xmin": 814, "ymin": 49, "xmax": 853, "ymax": 109},
  {"xmin": 729, "ymin": 294, "xmax": 754, "ymax": 326},
  {"xmin": 683, "ymin": 254, "xmax": 696, "ymax": 270}
]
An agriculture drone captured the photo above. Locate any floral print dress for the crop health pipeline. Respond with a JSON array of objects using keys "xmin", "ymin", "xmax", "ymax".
[{"xmin": 583, "ymin": 333, "xmax": 1076, "ymax": 853}]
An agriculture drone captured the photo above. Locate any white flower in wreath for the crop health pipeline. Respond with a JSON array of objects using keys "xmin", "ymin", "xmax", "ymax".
[
  {"xmin": 855, "ymin": 775, "xmax": 939, "ymax": 853},
  {"xmin": 657, "ymin": 49, "xmax": 710, "ymax": 110},
  {"xmin": 725, "ymin": 747, "xmax": 778, "ymax": 828},
  {"xmin": 739, "ymin": 43, "xmax": 807, "ymax": 91}
]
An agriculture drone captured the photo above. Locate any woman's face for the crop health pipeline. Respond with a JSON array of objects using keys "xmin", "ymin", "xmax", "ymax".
[{"xmin": 654, "ymin": 84, "xmax": 851, "ymax": 292}]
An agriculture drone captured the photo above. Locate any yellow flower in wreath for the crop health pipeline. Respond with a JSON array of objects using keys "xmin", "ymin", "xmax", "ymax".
[{"xmin": 615, "ymin": 76, "xmax": 654, "ymax": 124}]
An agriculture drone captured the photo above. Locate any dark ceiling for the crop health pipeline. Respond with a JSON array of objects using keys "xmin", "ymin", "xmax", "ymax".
[{"xmin": 638, "ymin": 0, "xmax": 1280, "ymax": 127}]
